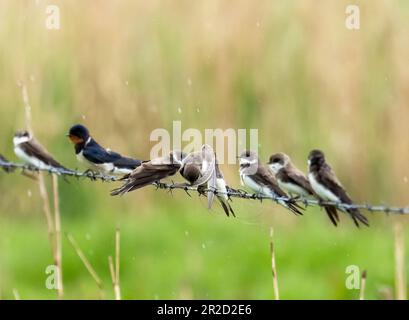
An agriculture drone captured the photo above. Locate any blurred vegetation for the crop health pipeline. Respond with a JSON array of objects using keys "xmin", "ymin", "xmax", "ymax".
[{"xmin": 0, "ymin": 0, "xmax": 408, "ymax": 299}]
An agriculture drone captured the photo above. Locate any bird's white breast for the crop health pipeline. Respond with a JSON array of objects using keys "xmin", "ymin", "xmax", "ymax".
[
  {"xmin": 216, "ymin": 178, "xmax": 228, "ymax": 200},
  {"xmin": 76, "ymin": 150, "xmax": 131, "ymax": 175},
  {"xmin": 308, "ymin": 173, "xmax": 339, "ymax": 202},
  {"xmin": 14, "ymin": 146, "xmax": 52, "ymax": 170},
  {"xmin": 241, "ymin": 174, "xmax": 273, "ymax": 197},
  {"xmin": 278, "ymin": 180, "xmax": 310, "ymax": 197}
]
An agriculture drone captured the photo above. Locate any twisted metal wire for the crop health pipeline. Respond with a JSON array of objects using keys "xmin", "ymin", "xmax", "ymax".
[
  {"xmin": 0, "ymin": 160, "xmax": 119, "ymax": 182},
  {"xmin": 1, "ymin": 160, "xmax": 409, "ymax": 215}
]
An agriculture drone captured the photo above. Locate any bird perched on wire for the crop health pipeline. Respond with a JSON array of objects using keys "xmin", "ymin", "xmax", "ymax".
[
  {"xmin": 112, "ymin": 145, "xmax": 233, "ymax": 216},
  {"xmin": 0, "ymin": 153, "xmax": 14, "ymax": 172},
  {"xmin": 308, "ymin": 149, "xmax": 369, "ymax": 227},
  {"xmin": 112, "ymin": 145, "xmax": 216, "ymax": 197},
  {"xmin": 110, "ymin": 150, "xmax": 186, "ymax": 195},
  {"xmin": 268, "ymin": 152, "xmax": 338, "ymax": 226},
  {"xmin": 67, "ymin": 124, "xmax": 142, "ymax": 176},
  {"xmin": 178, "ymin": 147, "xmax": 236, "ymax": 217},
  {"xmin": 13, "ymin": 130, "xmax": 68, "ymax": 171},
  {"xmin": 213, "ymin": 157, "xmax": 235, "ymax": 217},
  {"xmin": 178, "ymin": 144, "xmax": 217, "ymax": 210},
  {"xmin": 238, "ymin": 150, "xmax": 303, "ymax": 215}
]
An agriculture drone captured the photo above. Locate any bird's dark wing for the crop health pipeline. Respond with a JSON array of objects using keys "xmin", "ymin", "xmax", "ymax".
[
  {"xmin": 111, "ymin": 160, "xmax": 181, "ymax": 195},
  {"xmin": 278, "ymin": 167, "xmax": 315, "ymax": 195},
  {"xmin": 112, "ymin": 156, "xmax": 142, "ymax": 170},
  {"xmin": 251, "ymin": 165, "xmax": 303, "ymax": 215},
  {"xmin": 252, "ymin": 166, "xmax": 288, "ymax": 197},
  {"xmin": 21, "ymin": 140, "xmax": 66, "ymax": 169},
  {"xmin": 318, "ymin": 164, "xmax": 352, "ymax": 204},
  {"xmin": 82, "ymin": 144, "xmax": 122, "ymax": 164},
  {"xmin": 84, "ymin": 141, "xmax": 141, "ymax": 169},
  {"xmin": 215, "ymin": 160, "xmax": 224, "ymax": 179},
  {"xmin": 318, "ymin": 164, "xmax": 368, "ymax": 227}
]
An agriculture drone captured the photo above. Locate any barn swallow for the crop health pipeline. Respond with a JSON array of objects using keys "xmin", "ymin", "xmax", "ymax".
[
  {"xmin": 13, "ymin": 130, "xmax": 68, "ymax": 171},
  {"xmin": 0, "ymin": 154, "xmax": 14, "ymax": 172},
  {"xmin": 308, "ymin": 149, "xmax": 369, "ymax": 227},
  {"xmin": 67, "ymin": 124, "xmax": 142, "ymax": 175},
  {"xmin": 238, "ymin": 150, "xmax": 303, "ymax": 215},
  {"xmin": 110, "ymin": 150, "xmax": 186, "ymax": 195},
  {"xmin": 268, "ymin": 152, "xmax": 339, "ymax": 226}
]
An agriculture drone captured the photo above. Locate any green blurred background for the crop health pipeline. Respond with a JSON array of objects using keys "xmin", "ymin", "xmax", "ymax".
[{"xmin": 0, "ymin": 0, "xmax": 408, "ymax": 299}]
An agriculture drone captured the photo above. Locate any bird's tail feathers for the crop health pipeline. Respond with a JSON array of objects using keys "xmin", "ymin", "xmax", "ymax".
[
  {"xmin": 348, "ymin": 208, "xmax": 369, "ymax": 227},
  {"xmin": 324, "ymin": 205, "xmax": 339, "ymax": 226}
]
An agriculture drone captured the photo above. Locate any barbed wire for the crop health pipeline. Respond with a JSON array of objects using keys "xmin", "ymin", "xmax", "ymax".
[
  {"xmin": 0, "ymin": 160, "xmax": 120, "ymax": 182},
  {"xmin": 1, "ymin": 160, "xmax": 409, "ymax": 215}
]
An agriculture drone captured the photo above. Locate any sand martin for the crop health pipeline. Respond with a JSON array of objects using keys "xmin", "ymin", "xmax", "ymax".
[
  {"xmin": 13, "ymin": 130, "xmax": 68, "ymax": 171},
  {"xmin": 179, "ymin": 145, "xmax": 216, "ymax": 210},
  {"xmin": 112, "ymin": 146, "xmax": 233, "ymax": 217},
  {"xmin": 214, "ymin": 159, "xmax": 235, "ymax": 217},
  {"xmin": 238, "ymin": 150, "xmax": 303, "ymax": 215},
  {"xmin": 110, "ymin": 150, "xmax": 186, "ymax": 195},
  {"xmin": 308, "ymin": 149, "xmax": 369, "ymax": 227},
  {"xmin": 268, "ymin": 152, "xmax": 339, "ymax": 226},
  {"xmin": 68, "ymin": 124, "xmax": 142, "ymax": 175}
]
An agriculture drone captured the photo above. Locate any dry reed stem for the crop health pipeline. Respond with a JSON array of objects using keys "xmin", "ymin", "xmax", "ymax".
[
  {"xmin": 19, "ymin": 81, "xmax": 62, "ymax": 298},
  {"xmin": 38, "ymin": 172, "xmax": 56, "ymax": 255},
  {"xmin": 115, "ymin": 227, "xmax": 121, "ymax": 300},
  {"xmin": 269, "ymin": 227, "xmax": 280, "ymax": 300},
  {"xmin": 394, "ymin": 220, "xmax": 407, "ymax": 300},
  {"xmin": 359, "ymin": 270, "xmax": 367, "ymax": 300},
  {"xmin": 108, "ymin": 227, "xmax": 121, "ymax": 300},
  {"xmin": 52, "ymin": 175, "xmax": 63, "ymax": 299},
  {"xmin": 108, "ymin": 256, "xmax": 117, "ymax": 299},
  {"xmin": 66, "ymin": 233, "xmax": 104, "ymax": 294}
]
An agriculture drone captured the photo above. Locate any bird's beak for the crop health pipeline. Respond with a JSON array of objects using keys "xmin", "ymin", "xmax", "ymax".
[{"xmin": 67, "ymin": 134, "xmax": 83, "ymax": 144}]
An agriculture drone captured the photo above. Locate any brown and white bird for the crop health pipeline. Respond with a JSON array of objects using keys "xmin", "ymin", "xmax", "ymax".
[
  {"xmin": 178, "ymin": 144, "xmax": 216, "ymax": 210},
  {"xmin": 112, "ymin": 145, "xmax": 215, "ymax": 197},
  {"xmin": 110, "ymin": 150, "xmax": 186, "ymax": 196},
  {"xmin": 13, "ymin": 130, "xmax": 68, "ymax": 171},
  {"xmin": 238, "ymin": 150, "xmax": 303, "ymax": 215},
  {"xmin": 212, "ymin": 157, "xmax": 235, "ymax": 217},
  {"xmin": 268, "ymin": 152, "xmax": 339, "ymax": 226},
  {"xmin": 175, "ymin": 146, "xmax": 235, "ymax": 217},
  {"xmin": 307, "ymin": 149, "xmax": 369, "ymax": 227}
]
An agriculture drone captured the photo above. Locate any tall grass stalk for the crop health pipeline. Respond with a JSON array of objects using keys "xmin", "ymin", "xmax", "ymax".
[
  {"xmin": 359, "ymin": 270, "xmax": 367, "ymax": 300},
  {"xmin": 269, "ymin": 227, "xmax": 280, "ymax": 300},
  {"xmin": 109, "ymin": 227, "xmax": 121, "ymax": 300},
  {"xmin": 394, "ymin": 220, "xmax": 406, "ymax": 300},
  {"xmin": 19, "ymin": 82, "xmax": 64, "ymax": 298},
  {"xmin": 52, "ymin": 175, "xmax": 63, "ymax": 299},
  {"xmin": 66, "ymin": 233, "xmax": 105, "ymax": 297}
]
